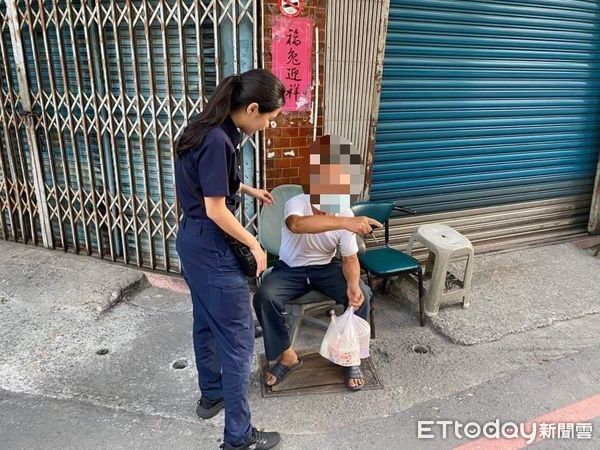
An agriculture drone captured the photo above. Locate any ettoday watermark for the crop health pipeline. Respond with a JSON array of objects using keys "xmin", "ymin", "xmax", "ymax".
[{"xmin": 417, "ymin": 419, "xmax": 593, "ymax": 443}]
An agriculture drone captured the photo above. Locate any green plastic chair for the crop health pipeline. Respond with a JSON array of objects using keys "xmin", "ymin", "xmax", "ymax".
[
  {"xmin": 350, "ymin": 201, "xmax": 425, "ymax": 334},
  {"xmin": 257, "ymin": 185, "xmax": 337, "ymax": 347}
]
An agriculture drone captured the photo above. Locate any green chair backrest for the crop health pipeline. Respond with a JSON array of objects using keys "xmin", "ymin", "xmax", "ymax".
[
  {"xmin": 258, "ymin": 184, "xmax": 304, "ymax": 256},
  {"xmin": 350, "ymin": 201, "xmax": 394, "ymax": 224}
]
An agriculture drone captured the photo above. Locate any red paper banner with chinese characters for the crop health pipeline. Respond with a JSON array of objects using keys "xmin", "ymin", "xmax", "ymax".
[{"xmin": 271, "ymin": 16, "xmax": 313, "ymax": 112}]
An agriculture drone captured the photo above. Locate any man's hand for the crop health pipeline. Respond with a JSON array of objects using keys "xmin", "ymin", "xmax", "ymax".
[
  {"xmin": 347, "ymin": 283, "xmax": 364, "ymax": 309},
  {"xmin": 344, "ymin": 216, "xmax": 383, "ymax": 235}
]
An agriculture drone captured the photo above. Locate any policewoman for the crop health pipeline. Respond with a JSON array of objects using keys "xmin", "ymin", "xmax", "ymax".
[{"xmin": 175, "ymin": 69, "xmax": 285, "ymax": 450}]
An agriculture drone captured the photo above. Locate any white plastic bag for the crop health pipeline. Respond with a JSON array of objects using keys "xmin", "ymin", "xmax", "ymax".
[
  {"xmin": 354, "ymin": 313, "xmax": 371, "ymax": 359},
  {"xmin": 319, "ymin": 307, "xmax": 371, "ymax": 366}
]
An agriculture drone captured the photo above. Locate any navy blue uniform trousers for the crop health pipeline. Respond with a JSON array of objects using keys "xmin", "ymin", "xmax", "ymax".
[
  {"xmin": 176, "ymin": 216, "xmax": 253, "ymax": 446},
  {"xmin": 254, "ymin": 259, "xmax": 371, "ymax": 361}
]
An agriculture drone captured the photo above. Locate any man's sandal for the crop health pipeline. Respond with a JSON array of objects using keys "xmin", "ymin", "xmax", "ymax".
[
  {"xmin": 265, "ymin": 359, "xmax": 303, "ymax": 387},
  {"xmin": 343, "ymin": 366, "xmax": 365, "ymax": 392}
]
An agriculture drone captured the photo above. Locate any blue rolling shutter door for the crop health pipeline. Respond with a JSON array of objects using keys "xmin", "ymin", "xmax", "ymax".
[{"xmin": 371, "ymin": 0, "xmax": 600, "ymax": 214}]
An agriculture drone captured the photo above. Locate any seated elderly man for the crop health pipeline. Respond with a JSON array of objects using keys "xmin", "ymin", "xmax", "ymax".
[{"xmin": 253, "ymin": 135, "xmax": 381, "ymax": 391}]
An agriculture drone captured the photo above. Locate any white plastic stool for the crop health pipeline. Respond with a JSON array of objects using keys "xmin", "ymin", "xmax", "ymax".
[{"xmin": 406, "ymin": 224, "xmax": 474, "ymax": 317}]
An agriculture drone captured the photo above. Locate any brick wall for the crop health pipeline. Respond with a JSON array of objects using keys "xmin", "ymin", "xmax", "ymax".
[{"xmin": 261, "ymin": 0, "xmax": 327, "ymax": 190}]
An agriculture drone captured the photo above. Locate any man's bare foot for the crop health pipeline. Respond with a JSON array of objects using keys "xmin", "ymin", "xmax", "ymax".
[
  {"xmin": 266, "ymin": 347, "xmax": 299, "ymax": 386},
  {"xmin": 343, "ymin": 366, "xmax": 365, "ymax": 391},
  {"xmin": 346, "ymin": 377, "xmax": 365, "ymax": 389}
]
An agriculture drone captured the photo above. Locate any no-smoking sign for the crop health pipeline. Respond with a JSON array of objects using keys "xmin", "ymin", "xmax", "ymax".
[{"xmin": 278, "ymin": 0, "xmax": 303, "ymax": 17}]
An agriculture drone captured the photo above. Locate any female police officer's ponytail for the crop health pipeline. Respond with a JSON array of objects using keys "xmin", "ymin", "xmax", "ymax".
[{"xmin": 176, "ymin": 69, "xmax": 285, "ymax": 156}]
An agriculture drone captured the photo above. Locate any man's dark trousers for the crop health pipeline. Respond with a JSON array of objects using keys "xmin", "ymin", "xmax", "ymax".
[{"xmin": 253, "ymin": 259, "xmax": 371, "ymax": 361}]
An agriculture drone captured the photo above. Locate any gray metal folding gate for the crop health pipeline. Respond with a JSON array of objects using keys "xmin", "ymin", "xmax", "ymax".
[{"xmin": 0, "ymin": 0, "xmax": 261, "ymax": 272}]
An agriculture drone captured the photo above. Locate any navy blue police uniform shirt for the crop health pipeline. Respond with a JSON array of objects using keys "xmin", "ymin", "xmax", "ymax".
[{"xmin": 175, "ymin": 116, "xmax": 243, "ymax": 219}]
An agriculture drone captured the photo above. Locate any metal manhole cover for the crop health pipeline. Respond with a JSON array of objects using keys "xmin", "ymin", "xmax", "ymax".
[{"xmin": 259, "ymin": 351, "xmax": 383, "ymax": 398}]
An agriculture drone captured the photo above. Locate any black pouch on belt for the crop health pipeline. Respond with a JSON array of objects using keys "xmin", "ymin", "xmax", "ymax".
[{"xmin": 227, "ymin": 236, "xmax": 257, "ymax": 278}]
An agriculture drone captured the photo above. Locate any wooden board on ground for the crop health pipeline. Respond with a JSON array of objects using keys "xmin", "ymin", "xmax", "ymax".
[{"xmin": 259, "ymin": 351, "xmax": 383, "ymax": 398}]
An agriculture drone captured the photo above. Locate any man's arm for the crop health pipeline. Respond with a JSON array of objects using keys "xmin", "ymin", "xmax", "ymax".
[
  {"xmin": 286, "ymin": 215, "xmax": 382, "ymax": 235},
  {"xmin": 342, "ymin": 253, "xmax": 364, "ymax": 309}
]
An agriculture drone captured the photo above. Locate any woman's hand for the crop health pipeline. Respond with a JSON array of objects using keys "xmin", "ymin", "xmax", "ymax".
[
  {"xmin": 252, "ymin": 188, "xmax": 274, "ymax": 206},
  {"xmin": 239, "ymin": 183, "xmax": 274, "ymax": 206},
  {"xmin": 250, "ymin": 242, "xmax": 267, "ymax": 277}
]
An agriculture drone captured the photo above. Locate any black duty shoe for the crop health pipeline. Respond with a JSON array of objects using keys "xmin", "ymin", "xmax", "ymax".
[
  {"xmin": 220, "ymin": 427, "xmax": 281, "ymax": 450},
  {"xmin": 196, "ymin": 396, "xmax": 224, "ymax": 420}
]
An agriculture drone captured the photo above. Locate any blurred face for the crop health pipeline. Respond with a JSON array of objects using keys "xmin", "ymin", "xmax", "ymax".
[
  {"xmin": 302, "ymin": 135, "xmax": 364, "ymax": 214},
  {"xmin": 234, "ymin": 103, "xmax": 281, "ymax": 135},
  {"xmin": 311, "ymin": 164, "xmax": 351, "ymax": 195}
]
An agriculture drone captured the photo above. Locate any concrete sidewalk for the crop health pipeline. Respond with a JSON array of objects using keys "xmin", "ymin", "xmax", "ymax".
[
  {"xmin": 0, "ymin": 239, "xmax": 599, "ymax": 448},
  {"xmin": 391, "ymin": 242, "xmax": 600, "ymax": 345},
  {"xmin": 4, "ymin": 342, "xmax": 599, "ymax": 449}
]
